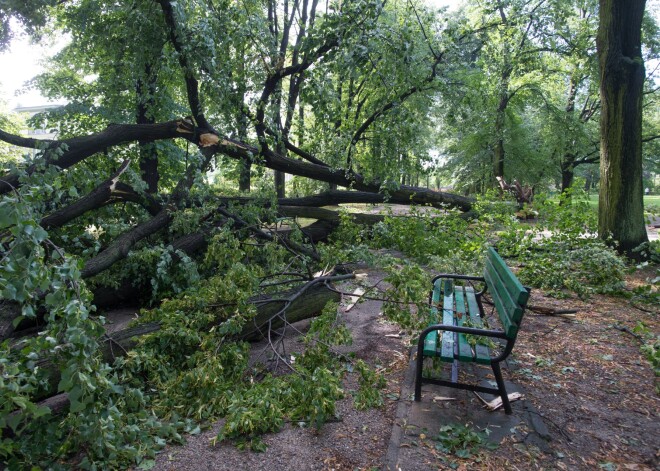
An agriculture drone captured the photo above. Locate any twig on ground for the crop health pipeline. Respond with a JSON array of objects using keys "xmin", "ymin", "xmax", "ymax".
[
  {"xmin": 613, "ymin": 324, "xmax": 644, "ymax": 342},
  {"xmin": 527, "ymin": 304, "xmax": 578, "ymax": 318}
]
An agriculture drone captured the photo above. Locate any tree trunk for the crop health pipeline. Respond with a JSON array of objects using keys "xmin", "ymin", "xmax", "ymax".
[
  {"xmin": 239, "ymin": 160, "xmax": 252, "ymax": 192},
  {"xmin": 137, "ymin": 62, "xmax": 160, "ymax": 194},
  {"xmin": 493, "ymin": 68, "xmax": 511, "ymax": 182},
  {"xmin": 275, "ymin": 170, "xmax": 286, "ymax": 198},
  {"xmin": 237, "ymin": 113, "xmax": 251, "ymax": 192},
  {"xmin": 585, "ymin": 170, "xmax": 595, "ymax": 193},
  {"xmin": 560, "ymin": 161, "xmax": 575, "ymax": 196},
  {"xmin": 597, "ymin": 0, "xmax": 648, "ymax": 255},
  {"xmin": 560, "ymin": 74, "xmax": 579, "ymax": 197}
]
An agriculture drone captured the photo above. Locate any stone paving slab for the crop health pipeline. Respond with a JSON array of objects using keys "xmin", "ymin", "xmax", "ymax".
[{"xmin": 385, "ymin": 350, "xmax": 551, "ymax": 470}]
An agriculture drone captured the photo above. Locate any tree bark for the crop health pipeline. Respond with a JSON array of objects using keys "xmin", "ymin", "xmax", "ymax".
[
  {"xmin": 493, "ymin": 66, "xmax": 511, "ymax": 182},
  {"xmin": 40, "ymin": 161, "xmax": 161, "ymax": 230},
  {"xmin": 137, "ymin": 62, "xmax": 160, "ymax": 194},
  {"xmin": 597, "ymin": 0, "xmax": 648, "ymax": 255},
  {"xmin": 0, "ymin": 120, "xmax": 192, "ymax": 196},
  {"xmin": 560, "ymin": 74, "xmax": 579, "ymax": 195},
  {"xmin": 275, "ymin": 170, "xmax": 286, "ymax": 198},
  {"xmin": 81, "ymin": 208, "xmax": 172, "ymax": 279},
  {"xmin": 278, "ymin": 206, "xmax": 385, "ymax": 225},
  {"xmin": 277, "ymin": 189, "xmax": 471, "ymax": 208},
  {"xmin": 560, "ymin": 161, "xmax": 575, "ymax": 196}
]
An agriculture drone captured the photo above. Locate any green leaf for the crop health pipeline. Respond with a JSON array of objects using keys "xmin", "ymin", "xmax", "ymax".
[
  {"xmin": 6, "ymin": 412, "xmax": 23, "ymax": 433},
  {"xmin": 138, "ymin": 459, "xmax": 156, "ymax": 470}
]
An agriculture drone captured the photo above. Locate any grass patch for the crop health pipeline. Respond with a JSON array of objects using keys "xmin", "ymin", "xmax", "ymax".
[{"xmin": 549, "ymin": 193, "xmax": 659, "ymax": 212}]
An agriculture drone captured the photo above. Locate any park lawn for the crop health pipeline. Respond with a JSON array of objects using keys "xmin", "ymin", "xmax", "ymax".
[{"xmin": 569, "ymin": 193, "xmax": 659, "ymax": 211}]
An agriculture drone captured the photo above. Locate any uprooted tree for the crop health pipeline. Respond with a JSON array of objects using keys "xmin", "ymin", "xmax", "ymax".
[{"xmin": 0, "ymin": 0, "xmax": 482, "ymax": 467}]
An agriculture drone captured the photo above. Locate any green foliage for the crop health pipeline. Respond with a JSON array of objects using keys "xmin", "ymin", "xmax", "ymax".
[
  {"xmin": 307, "ymin": 301, "xmax": 352, "ymax": 347},
  {"xmin": 217, "ymin": 375, "xmax": 285, "ymax": 442},
  {"xmin": 103, "ymin": 244, "xmax": 202, "ymax": 302},
  {"xmin": 320, "ymin": 211, "xmax": 376, "ymax": 267},
  {"xmin": 517, "ymin": 242, "xmax": 626, "ymax": 298},
  {"xmin": 633, "ymin": 240, "xmax": 660, "ymax": 264},
  {"xmin": 493, "ymin": 190, "xmax": 626, "ymax": 298},
  {"xmin": 353, "ymin": 359, "xmax": 386, "ymax": 410},
  {"xmin": 0, "ymin": 187, "xmax": 184, "ymax": 469},
  {"xmin": 0, "ymin": 102, "xmax": 26, "ymax": 164},
  {"xmin": 640, "ymin": 337, "xmax": 660, "ymax": 382},
  {"xmin": 633, "ymin": 322, "xmax": 660, "ymax": 382},
  {"xmin": 630, "ymin": 266, "xmax": 660, "ymax": 310},
  {"xmin": 382, "ymin": 260, "xmax": 428, "ymax": 330},
  {"xmin": 432, "ymin": 423, "xmax": 497, "ymax": 460},
  {"xmin": 371, "ymin": 206, "xmax": 476, "ymax": 262}
]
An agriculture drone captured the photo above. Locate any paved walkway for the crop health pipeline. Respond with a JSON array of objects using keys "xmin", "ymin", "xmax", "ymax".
[
  {"xmin": 384, "ymin": 352, "xmax": 550, "ymax": 470},
  {"xmin": 647, "ymin": 221, "xmax": 659, "ymax": 241}
]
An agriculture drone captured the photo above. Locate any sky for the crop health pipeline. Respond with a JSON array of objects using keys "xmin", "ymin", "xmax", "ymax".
[{"xmin": 0, "ymin": 18, "xmax": 66, "ymax": 109}]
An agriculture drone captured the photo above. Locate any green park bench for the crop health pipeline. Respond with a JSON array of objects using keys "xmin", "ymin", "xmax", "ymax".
[{"xmin": 414, "ymin": 247, "xmax": 531, "ymax": 414}]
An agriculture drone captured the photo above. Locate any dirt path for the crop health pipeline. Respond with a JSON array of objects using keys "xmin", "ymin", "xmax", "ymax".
[{"xmin": 492, "ymin": 287, "xmax": 659, "ymax": 470}]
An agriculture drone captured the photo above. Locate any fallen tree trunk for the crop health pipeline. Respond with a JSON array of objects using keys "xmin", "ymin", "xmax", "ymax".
[
  {"xmin": 0, "ymin": 120, "xmax": 195, "ymax": 196},
  {"xmin": 278, "ymin": 190, "xmax": 462, "ymax": 208},
  {"xmin": 24, "ymin": 279, "xmax": 343, "ymax": 401},
  {"xmin": 214, "ymin": 138, "xmax": 474, "ymax": 211},
  {"xmin": 277, "ymin": 205, "xmax": 386, "ymax": 225},
  {"xmin": 0, "ymin": 124, "xmax": 473, "ymax": 211}
]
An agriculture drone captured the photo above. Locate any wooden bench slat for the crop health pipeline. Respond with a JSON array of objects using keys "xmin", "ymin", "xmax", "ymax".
[
  {"xmin": 440, "ymin": 279, "xmax": 455, "ymax": 362},
  {"xmin": 454, "ymin": 287, "xmax": 474, "ymax": 362},
  {"xmin": 464, "ymin": 287, "xmax": 491, "ymax": 365},
  {"xmin": 485, "ymin": 260, "xmax": 524, "ymax": 323},
  {"xmin": 486, "ymin": 247, "xmax": 529, "ymax": 306},
  {"xmin": 483, "ymin": 267, "xmax": 518, "ymax": 338},
  {"xmin": 423, "ymin": 280, "xmax": 442, "ymax": 357}
]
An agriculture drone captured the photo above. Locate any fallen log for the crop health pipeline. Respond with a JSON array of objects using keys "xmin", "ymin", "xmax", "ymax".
[
  {"xmin": 278, "ymin": 205, "xmax": 386, "ymax": 225},
  {"xmin": 20, "ymin": 278, "xmax": 344, "ymax": 401}
]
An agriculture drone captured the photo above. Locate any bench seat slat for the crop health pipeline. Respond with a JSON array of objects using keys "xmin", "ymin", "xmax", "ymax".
[
  {"xmin": 440, "ymin": 279, "xmax": 455, "ymax": 362},
  {"xmin": 464, "ymin": 287, "xmax": 491, "ymax": 365},
  {"xmin": 423, "ymin": 280, "xmax": 442, "ymax": 356},
  {"xmin": 454, "ymin": 287, "xmax": 474, "ymax": 362}
]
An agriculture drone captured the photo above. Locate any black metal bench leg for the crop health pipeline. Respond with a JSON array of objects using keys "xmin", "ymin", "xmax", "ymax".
[
  {"xmin": 414, "ymin": 338, "xmax": 425, "ymax": 402},
  {"xmin": 492, "ymin": 362, "xmax": 512, "ymax": 414}
]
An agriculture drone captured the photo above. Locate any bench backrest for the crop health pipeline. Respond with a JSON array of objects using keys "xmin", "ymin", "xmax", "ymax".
[{"xmin": 483, "ymin": 247, "xmax": 530, "ymax": 339}]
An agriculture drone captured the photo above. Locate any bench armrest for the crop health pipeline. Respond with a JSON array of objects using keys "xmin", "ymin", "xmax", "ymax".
[
  {"xmin": 417, "ymin": 324, "xmax": 514, "ymax": 363},
  {"xmin": 419, "ymin": 323, "xmax": 508, "ymax": 340},
  {"xmin": 431, "ymin": 274, "xmax": 486, "ymax": 284}
]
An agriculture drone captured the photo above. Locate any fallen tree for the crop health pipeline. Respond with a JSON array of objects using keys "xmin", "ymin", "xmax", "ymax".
[
  {"xmin": 18, "ymin": 277, "xmax": 344, "ymax": 402},
  {"xmin": 0, "ymin": 0, "xmax": 482, "ymax": 467}
]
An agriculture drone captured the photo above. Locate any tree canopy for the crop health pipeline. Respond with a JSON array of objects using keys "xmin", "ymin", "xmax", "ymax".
[{"xmin": 0, "ymin": 0, "xmax": 658, "ymax": 468}]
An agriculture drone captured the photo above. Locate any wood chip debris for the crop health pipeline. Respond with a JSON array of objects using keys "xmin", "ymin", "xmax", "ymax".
[
  {"xmin": 345, "ymin": 287, "xmax": 366, "ymax": 312},
  {"xmin": 473, "ymin": 392, "xmax": 523, "ymax": 411}
]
